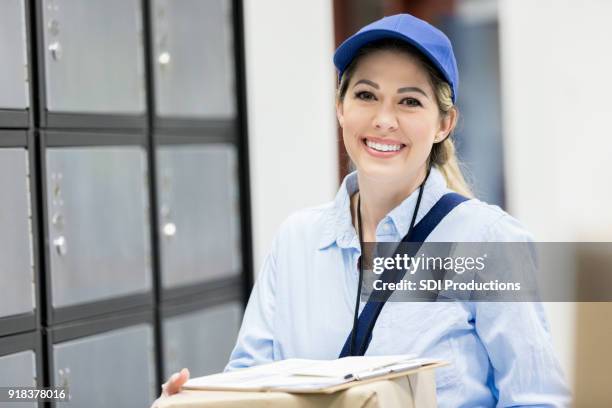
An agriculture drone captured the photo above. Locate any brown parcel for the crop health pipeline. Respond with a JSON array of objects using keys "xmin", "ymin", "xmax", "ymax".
[{"xmin": 155, "ymin": 364, "xmax": 439, "ymax": 408}]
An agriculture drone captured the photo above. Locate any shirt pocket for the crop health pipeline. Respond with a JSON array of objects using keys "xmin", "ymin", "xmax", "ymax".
[{"xmin": 384, "ymin": 303, "xmax": 462, "ymax": 390}]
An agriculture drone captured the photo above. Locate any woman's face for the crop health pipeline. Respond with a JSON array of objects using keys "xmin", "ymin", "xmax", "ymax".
[{"xmin": 336, "ymin": 50, "xmax": 454, "ymax": 185}]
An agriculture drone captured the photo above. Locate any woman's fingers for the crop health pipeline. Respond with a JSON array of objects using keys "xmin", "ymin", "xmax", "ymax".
[
  {"xmin": 164, "ymin": 368, "xmax": 190, "ymax": 396},
  {"xmin": 176, "ymin": 368, "xmax": 190, "ymax": 388},
  {"xmin": 152, "ymin": 368, "xmax": 190, "ymax": 407}
]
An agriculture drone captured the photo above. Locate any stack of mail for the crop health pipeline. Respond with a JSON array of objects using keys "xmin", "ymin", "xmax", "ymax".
[{"xmin": 183, "ymin": 355, "xmax": 442, "ymax": 393}]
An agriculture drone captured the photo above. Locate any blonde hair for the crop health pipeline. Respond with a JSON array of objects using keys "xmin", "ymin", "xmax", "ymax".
[{"xmin": 336, "ymin": 38, "xmax": 474, "ymax": 198}]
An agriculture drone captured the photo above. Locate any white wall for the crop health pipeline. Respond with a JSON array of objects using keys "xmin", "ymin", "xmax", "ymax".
[
  {"xmin": 243, "ymin": 0, "xmax": 339, "ymax": 272},
  {"xmin": 499, "ymin": 0, "xmax": 612, "ymax": 390}
]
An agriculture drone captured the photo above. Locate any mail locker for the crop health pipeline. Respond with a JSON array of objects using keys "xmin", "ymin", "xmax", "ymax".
[
  {"xmin": 0, "ymin": 352, "xmax": 37, "ymax": 408},
  {"xmin": 0, "ymin": 149, "xmax": 35, "ymax": 320},
  {"xmin": 0, "ymin": 332, "xmax": 40, "ymax": 408},
  {"xmin": 151, "ymin": 0, "xmax": 236, "ymax": 118},
  {"xmin": 163, "ymin": 301, "xmax": 242, "ymax": 377},
  {"xmin": 0, "ymin": 0, "xmax": 29, "ymax": 111},
  {"xmin": 157, "ymin": 144, "xmax": 241, "ymax": 290},
  {"xmin": 52, "ymin": 324, "xmax": 155, "ymax": 407},
  {"xmin": 45, "ymin": 147, "xmax": 151, "ymax": 310},
  {"xmin": 41, "ymin": 0, "xmax": 145, "ymax": 114}
]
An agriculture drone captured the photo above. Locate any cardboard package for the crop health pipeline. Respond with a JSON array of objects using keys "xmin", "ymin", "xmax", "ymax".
[
  {"xmin": 574, "ymin": 244, "xmax": 612, "ymax": 406},
  {"xmin": 155, "ymin": 364, "xmax": 439, "ymax": 408}
]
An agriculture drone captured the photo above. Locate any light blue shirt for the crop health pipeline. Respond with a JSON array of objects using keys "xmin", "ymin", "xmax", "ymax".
[{"xmin": 225, "ymin": 167, "xmax": 571, "ymax": 407}]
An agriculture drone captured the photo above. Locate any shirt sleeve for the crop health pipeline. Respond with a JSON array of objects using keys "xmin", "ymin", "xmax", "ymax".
[
  {"xmin": 223, "ymin": 238, "xmax": 278, "ymax": 372},
  {"xmin": 472, "ymin": 214, "xmax": 572, "ymax": 407}
]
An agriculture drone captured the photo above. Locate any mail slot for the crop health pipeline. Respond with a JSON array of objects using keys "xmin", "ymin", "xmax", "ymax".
[
  {"xmin": 0, "ymin": 351, "xmax": 37, "ymax": 391},
  {"xmin": 41, "ymin": 0, "xmax": 145, "ymax": 114},
  {"xmin": 151, "ymin": 0, "xmax": 236, "ymax": 118},
  {"xmin": 45, "ymin": 146, "xmax": 151, "ymax": 309},
  {"xmin": 0, "ymin": 148, "xmax": 35, "ymax": 320},
  {"xmin": 0, "ymin": 0, "xmax": 29, "ymax": 110},
  {"xmin": 163, "ymin": 301, "xmax": 243, "ymax": 377},
  {"xmin": 157, "ymin": 144, "xmax": 241, "ymax": 290},
  {"xmin": 52, "ymin": 323, "xmax": 156, "ymax": 407}
]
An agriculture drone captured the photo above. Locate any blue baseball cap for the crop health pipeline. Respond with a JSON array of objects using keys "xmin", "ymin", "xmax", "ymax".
[{"xmin": 333, "ymin": 13, "xmax": 459, "ymax": 103}]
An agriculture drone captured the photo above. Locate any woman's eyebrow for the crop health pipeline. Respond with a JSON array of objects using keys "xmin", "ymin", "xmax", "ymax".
[
  {"xmin": 353, "ymin": 79, "xmax": 379, "ymax": 89},
  {"xmin": 353, "ymin": 79, "xmax": 429, "ymax": 99},
  {"xmin": 397, "ymin": 86, "xmax": 429, "ymax": 99}
]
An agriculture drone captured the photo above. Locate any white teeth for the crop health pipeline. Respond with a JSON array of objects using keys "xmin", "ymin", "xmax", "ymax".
[{"xmin": 365, "ymin": 139, "xmax": 402, "ymax": 152}]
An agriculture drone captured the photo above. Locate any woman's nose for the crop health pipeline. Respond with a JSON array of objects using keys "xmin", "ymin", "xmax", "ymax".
[{"xmin": 373, "ymin": 105, "xmax": 398, "ymax": 131}]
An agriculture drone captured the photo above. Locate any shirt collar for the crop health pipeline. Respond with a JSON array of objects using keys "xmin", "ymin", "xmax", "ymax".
[{"xmin": 318, "ymin": 167, "xmax": 449, "ymax": 250}]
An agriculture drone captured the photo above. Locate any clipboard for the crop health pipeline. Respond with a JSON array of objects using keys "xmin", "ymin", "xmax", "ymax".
[{"xmin": 183, "ymin": 358, "xmax": 448, "ymax": 394}]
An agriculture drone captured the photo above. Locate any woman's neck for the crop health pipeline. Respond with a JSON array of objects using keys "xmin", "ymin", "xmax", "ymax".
[{"xmin": 352, "ymin": 166, "xmax": 428, "ymax": 242}]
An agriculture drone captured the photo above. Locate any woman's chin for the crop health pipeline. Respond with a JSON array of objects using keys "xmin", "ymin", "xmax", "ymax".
[{"xmin": 356, "ymin": 163, "xmax": 408, "ymax": 184}]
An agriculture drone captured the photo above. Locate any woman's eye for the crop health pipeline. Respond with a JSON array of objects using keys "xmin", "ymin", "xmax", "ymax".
[
  {"xmin": 400, "ymin": 98, "xmax": 422, "ymax": 107},
  {"xmin": 355, "ymin": 91, "xmax": 375, "ymax": 101}
]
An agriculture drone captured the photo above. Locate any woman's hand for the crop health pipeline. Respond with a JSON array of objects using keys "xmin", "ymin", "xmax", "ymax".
[{"xmin": 151, "ymin": 368, "xmax": 190, "ymax": 408}]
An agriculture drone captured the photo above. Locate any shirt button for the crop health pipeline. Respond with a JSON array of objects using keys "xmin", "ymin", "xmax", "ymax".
[{"xmin": 382, "ymin": 223, "xmax": 392, "ymax": 233}]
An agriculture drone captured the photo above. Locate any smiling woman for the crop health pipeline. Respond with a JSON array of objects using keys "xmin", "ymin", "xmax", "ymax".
[{"xmin": 154, "ymin": 13, "xmax": 571, "ymax": 408}]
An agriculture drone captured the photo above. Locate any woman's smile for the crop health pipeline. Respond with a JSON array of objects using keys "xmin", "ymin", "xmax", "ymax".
[{"xmin": 361, "ymin": 136, "xmax": 407, "ymax": 158}]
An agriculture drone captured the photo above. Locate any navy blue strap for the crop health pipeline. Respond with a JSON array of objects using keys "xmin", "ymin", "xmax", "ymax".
[{"xmin": 339, "ymin": 192, "xmax": 469, "ymax": 357}]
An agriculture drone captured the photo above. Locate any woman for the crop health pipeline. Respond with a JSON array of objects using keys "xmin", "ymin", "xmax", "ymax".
[{"xmin": 156, "ymin": 13, "xmax": 570, "ymax": 407}]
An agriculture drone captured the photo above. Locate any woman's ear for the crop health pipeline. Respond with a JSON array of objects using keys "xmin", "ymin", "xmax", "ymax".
[
  {"xmin": 336, "ymin": 99, "xmax": 345, "ymax": 128},
  {"xmin": 435, "ymin": 108, "xmax": 457, "ymax": 143}
]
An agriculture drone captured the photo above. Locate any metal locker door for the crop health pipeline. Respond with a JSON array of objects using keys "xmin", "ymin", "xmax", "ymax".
[
  {"xmin": 152, "ymin": 0, "xmax": 236, "ymax": 118},
  {"xmin": 157, "ymin": 144, "xmax": 241, "ymax": 290},
  {"xmin": 0, "ymin": 149, "xmax": 35, "ymax": 319},
  {"xmin": 46, "ymin": 147, "xmax": 151, "ymax": 309},
  {"xmin": 163, "ymin": 302, "xmax": 242, "ymax": 377},
  {"xmin": 53, "ymin": 324, "xmax": 155, "ymax": 407},
  {"xmin": 0, "ymin": 0, "xmax": 29, "ymax": 110},
  {"xmin": 0, "ymin": 351, "xmax": 37, "ymax": 408},
  {"xmin": 42, "ymin": 0, "xmax": 145, "ymax": 114}
]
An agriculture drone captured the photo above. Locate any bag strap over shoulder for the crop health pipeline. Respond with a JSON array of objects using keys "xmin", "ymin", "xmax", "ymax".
[{"xmin": 339, "ymin": 192, "xmax": 469, "ymax": 358}]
